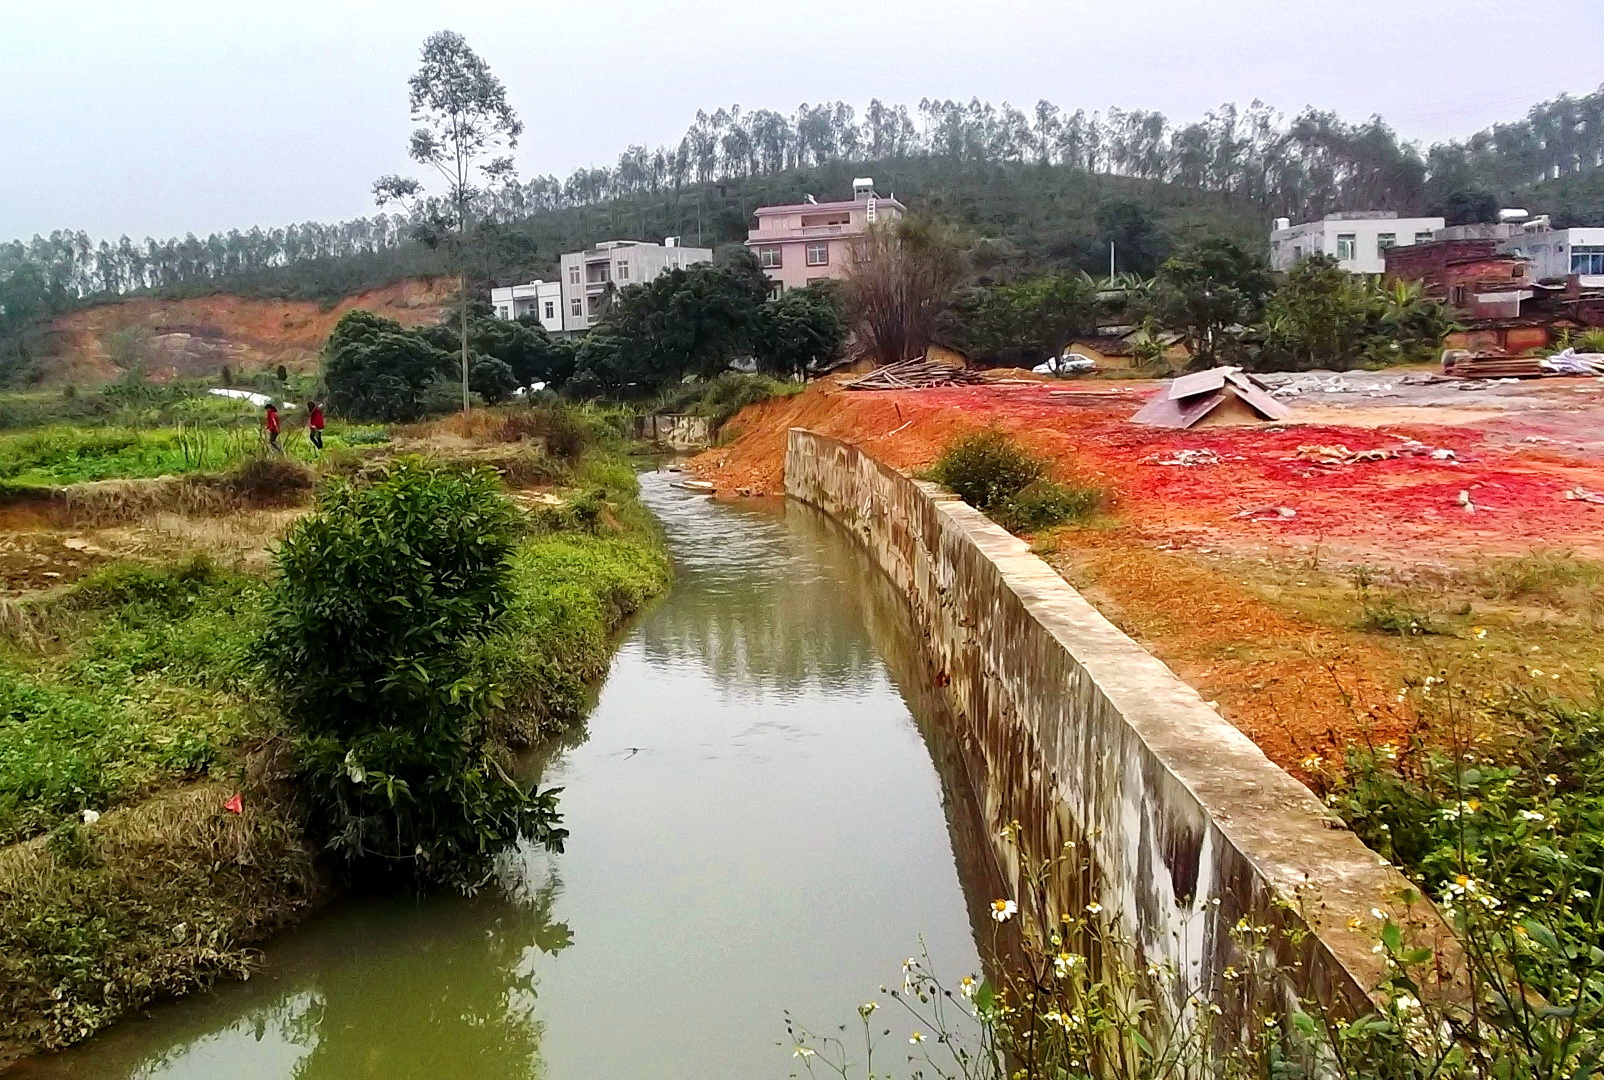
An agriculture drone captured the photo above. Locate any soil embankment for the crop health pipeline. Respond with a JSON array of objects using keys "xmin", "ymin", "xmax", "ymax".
[
  {"xmin": 38, "ymin": 278, "xmax": 454, "ymax": 384},
  {"xmin": 691, "ymin": 374, "xmax": 1604, "ymax": 780}
]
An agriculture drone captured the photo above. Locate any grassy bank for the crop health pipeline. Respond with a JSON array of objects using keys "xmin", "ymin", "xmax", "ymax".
[
  {"xmin": 0, "ymin": 434, "xmax": 667, "ymax": 1063},
  {"xmin": 0, "ymin": 422, "xmax": 387, "ymax": 487}
]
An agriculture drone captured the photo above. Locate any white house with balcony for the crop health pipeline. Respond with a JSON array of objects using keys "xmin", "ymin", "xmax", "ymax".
[
  {"xmin": 1497, "ymin": 219, "xmax": 1604, "ymax": 286},
  {"xmin": 490, "ymin": 280, "xmax": 563, "ymax": 333},
  {"xmin": 556, "ymin": 238, "xmax": 713, "ymax": 331},
  {"xmin": 1269, "ymin": 211, "xmax": 1446, "ymax": 274}
]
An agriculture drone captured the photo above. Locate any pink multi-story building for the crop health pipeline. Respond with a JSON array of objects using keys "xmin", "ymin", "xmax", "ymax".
[{"xmin": 745, "ymin": 178, "xmax": 906, "ymax": 295}]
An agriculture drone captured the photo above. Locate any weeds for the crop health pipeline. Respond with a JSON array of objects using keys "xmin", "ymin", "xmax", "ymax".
[{"xmin": 649, "ymin": 372, "xmax": 803, "ymax": 430}]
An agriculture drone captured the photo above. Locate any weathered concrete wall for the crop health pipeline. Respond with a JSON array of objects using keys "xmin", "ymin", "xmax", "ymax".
[
  {"xmin": 634, "ymin": 413, "xmax": 713, "ymax": 451},
  {"xmin": 785, "ymin": 428, "xmax": 1452, "ymax": 1015}
]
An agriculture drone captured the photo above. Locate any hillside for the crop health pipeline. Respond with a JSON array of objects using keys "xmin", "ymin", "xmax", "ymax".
[{"xmin": 36, "ymin": 277, "xmax": 453, "ymax": 385}]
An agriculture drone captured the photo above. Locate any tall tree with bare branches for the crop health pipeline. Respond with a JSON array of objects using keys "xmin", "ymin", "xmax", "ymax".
[
  {"xmin": 374, "ymin": 30, "xmax": 522, "ymax": 412},
  {"xmin": 844, "ymin": 217, "xmax": 966, "ymax": 366}
]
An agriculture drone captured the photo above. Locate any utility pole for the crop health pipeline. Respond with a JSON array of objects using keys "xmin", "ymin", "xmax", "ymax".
[{"xmin": 1109, "ymin": 241, "xmax": 1116, "ymax": 281}]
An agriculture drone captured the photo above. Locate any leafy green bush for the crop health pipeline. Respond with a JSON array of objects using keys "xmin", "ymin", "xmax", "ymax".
[
  {"xmin": 928, "ymin": 428, "xmax": 1046, "ymax": 511},
  {"xmin": 256, "ymin": 456, "xmax": 565, "ymax": 886},
  {"xmin": 991, "ymin": 478, "xmax": 1103, "ymax": 533}
]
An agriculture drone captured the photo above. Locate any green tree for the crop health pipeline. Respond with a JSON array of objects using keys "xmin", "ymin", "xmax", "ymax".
[
  {"xmin": 1261, "ymin": 256, "xmax": 1455, "ymax": 371},
  {"xmin": 1151, "ymin": 238, "xmax": 1274, "ymax": 368},
  {"xmin": 941, "ymin": 273, "xmax": 1098, "ymax": 367},
  {"xmin": 751, "ymin": 284, "xmax": 846, "ymax": 378},
  {"xmin": 597, "ymin": 252, "xmax": 770, "ymax": 393},
  {"xmin": 374, "ymin": 30, "xmax": 523, "ymax": 413},
  {"xmin": 322, "ymin": 310, "xmax": 454, "ymax": 420},
  {"xmin": 257, "ymin": 458, "xmax": 564, "ymax": 887}
]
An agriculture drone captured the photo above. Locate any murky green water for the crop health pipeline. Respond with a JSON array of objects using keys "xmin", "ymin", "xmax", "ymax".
[{"xmin": 10, "ymin": 471, "xmax": 991, "ymax": 1080}]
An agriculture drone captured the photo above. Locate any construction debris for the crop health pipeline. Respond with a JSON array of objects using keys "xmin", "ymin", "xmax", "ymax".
[
  {"xmin": 1146, "ymin": 449, "xmax": 1223, "ymax": 467},
  {"xmin": 1542, "ymin": 349, "xmax": 1604, "ymax": 376},
  {"xmin": 842, "ymin": 358, "xmax": 988, "ymax": 390},
  {"xmin": 1129, "ymin": 366, "xmax": 1290, "ymax": 429},
  {"xmin": 1235, "ymin": 505, "xmax": 1296, "ymax": 520},
  {"xmin": 1291, "ymin": 439, "xmax": 1458, "ymax": 466},
  {"xmin": 1442, "ymin": 352, "xmax": 1548, "ymax": 379},
  {"xmin": 1564, "ymin": 486, "xmax": 1604, "ymax": 505}
]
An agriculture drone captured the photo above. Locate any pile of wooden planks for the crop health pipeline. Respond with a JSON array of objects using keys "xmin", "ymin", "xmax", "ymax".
[
  {"xmin": 842, "ymin": 358, "xmax": 989, "ymax": 390},
  {"xmin": 1442, "ymin": 353, "xmax": 1547, "ymax": 379}
]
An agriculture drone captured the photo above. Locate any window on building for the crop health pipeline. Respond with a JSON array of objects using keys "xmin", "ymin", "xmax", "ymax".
[
  {"xmin": 758, "ymin": 246, "xmax": 783, "ymax": 269},
  {"xmin": 1377, "ymin": 233, "xmax": 1396, "ymax": 255},
  {"xmin": 568, "ymin": 266, "xmax": 579, "ymax": 285},
  {"xmin": 1450, "ymin": 286, "xmax": 1467, "ymax": 306},
  {"xmin": 586, "ymin": 263, "xmax": 610, "ymax": 284},
  {"xmin": 767, "ymin": 282, "xmax": 783, "ymax": 300},
  {"xmin": 1336, "ymin": 233, "xmax": 1357, "ymax": 261},
  {"xmin": 544, "ymin": 301, "xmax": 555, "ymax": 320},
  {"xmin": 616, "ymin": 261, "xmax": 629, "ymax": 280},
  {"xmin": 1293, "ymin": 244, "xmax": 1303, "ymax": 261},
  {"xmin": 1414, "ymin": 231, "xmax": 1434, "ymax": 245},
  {"xmin": 805, "ymin": 242, "xmax": 829, "ymax": 266},
  {"xmin": 570, "ymin": 298, "xmax": 583, "ymax": 318},
  {"xmin": 1571, "ymin": 247, "xmax": 1604, "ymax": 275}
]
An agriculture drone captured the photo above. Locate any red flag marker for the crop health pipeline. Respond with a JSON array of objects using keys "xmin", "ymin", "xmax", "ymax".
[{"xmin": 223, "ymin": 794, "xmax": 243, "ymax": 815}]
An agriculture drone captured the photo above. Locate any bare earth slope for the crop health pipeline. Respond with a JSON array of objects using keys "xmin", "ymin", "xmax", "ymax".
[{"xmin": 39, "ymin": 277, "xmax": 454, "ymax": 383}]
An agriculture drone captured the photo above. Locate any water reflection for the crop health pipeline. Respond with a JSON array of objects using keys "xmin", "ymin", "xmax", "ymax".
[{"xmin": 11, "ymin": 470, "xmax": 985, "ymax": 1080}]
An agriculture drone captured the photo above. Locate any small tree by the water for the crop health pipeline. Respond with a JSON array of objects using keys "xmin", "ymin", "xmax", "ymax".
[{"xmin": 257, "ymin": 457, "xmax": 563, "ymax": 887}]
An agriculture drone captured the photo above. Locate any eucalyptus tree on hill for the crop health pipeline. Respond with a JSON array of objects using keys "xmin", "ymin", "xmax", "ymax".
[{"xmin": 374, "ymin": 30, "xmax": 522, "ymax": 412}]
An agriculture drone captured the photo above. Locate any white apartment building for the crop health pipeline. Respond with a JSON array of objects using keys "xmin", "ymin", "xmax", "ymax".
[
  {"xmin": 489, "ymin": 280, "xmax": 563, "ymax": 333},
  {"xmin": 556, "ymin": 238, "xmax": 713, "ymax": 331},
  {"xmin": 1269, "ymin": 211, "xmax": 1447, "ymax": 274},
  {"xmin": 1498, "ymin": 221, "xmax": 1604, "ymax": 286}
]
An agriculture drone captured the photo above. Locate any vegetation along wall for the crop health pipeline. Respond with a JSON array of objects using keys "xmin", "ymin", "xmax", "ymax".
[{"xmin": 784, "ymin": 428, "xmax": 1455, "ymax": 1021}]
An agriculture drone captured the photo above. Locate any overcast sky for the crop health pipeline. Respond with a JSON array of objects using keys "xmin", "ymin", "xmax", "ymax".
[{"xmin": 4, "ymin": 0, "xmax": 1602, "ymax": 243}]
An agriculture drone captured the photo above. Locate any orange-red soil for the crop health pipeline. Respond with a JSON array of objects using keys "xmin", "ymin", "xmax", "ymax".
[
  {"xmin": 694, "ymin": 377, "xmax": 1604, "ymax": 564},
  {"xmin": 41, "ymin": 277, "xmax": 454, "ymax": 383}
]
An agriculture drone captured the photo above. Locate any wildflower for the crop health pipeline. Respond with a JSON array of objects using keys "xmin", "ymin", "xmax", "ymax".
[
  {"xmin": 792, "ymin": 1046, "xmax": 816, "ymax": 1058},
  {"xmin": 1055, "ymin": 951, "xmax": 1082, "ymax": 976},
  {"xmin": 1546, "ymin": 774, "xmax": 1561, "ymax": 786},
  {"xmin": 959, "ymin": 975, "xmax": 978, "ymax": 999},
  {"xmin": 1085, "ymin": 901, "xmax": 1103, "ymax": 915},
  {"xmin": 1520, "ymin": 810, "xmax": 1546, "ymax": 822},
  {"xmin": 909, "ymin": 1031, "xmax": 927, "ymax": 1044},
  {"xmin": 990, "ymin": 899, "xmax": 1017, "ymax": 923},
  {"xmin": 80, "ymin": 809, "xmax": 100, "ymax": 825},
  {"xmin": 1472, "ymin": 627, "xmax": 1487, "ymax": 640},
  {"xmin": 1222, "ymin": 965, "xmax": 1241, "ymax": 981},
  {"xmin": 1372, "ymin": 907, "xmax": 1388, "ymax": 921},
  {"xmin": 859, "ymin": 1002, "xmax": 879, "ymax": 1018}
]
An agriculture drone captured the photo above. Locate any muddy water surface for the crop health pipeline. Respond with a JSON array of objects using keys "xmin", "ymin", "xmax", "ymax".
[{"xmin": 10, "ymin": 470, "xmax": 989, "ymax": 1080}]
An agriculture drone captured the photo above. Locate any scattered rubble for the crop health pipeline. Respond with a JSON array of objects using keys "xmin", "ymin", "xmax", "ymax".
[
  {"xmin": 1235, "ymin": 505, "xmax": 1297, "ymax": 520},
  {"xmin": 1145, "ymin": 449, "xmax": 1223, "ymax": 467},
  {"xmin": 1564, "ymin": 486, "xmax": 1604, "ymax": 505}
]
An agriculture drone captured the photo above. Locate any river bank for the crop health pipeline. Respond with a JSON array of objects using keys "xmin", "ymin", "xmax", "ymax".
[
  {"xmin": 0, "ymin": 434, "xmax": 668, "ymax": 1066},
  {"xmin": 5, "ymin": 470, "xmax": 986, "ymax": 1079}
]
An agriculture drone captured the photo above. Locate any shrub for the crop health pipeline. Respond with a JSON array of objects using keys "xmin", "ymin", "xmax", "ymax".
[
  {"xmin": 650, "ymin": 372, "xmax": 802, "ymax": 430},
  {"xmin": 256, "ymin": 457, "xmax": 564, "ymax": 886},
  {"xmin": 223, "ymin": 452, "xmax": 316, "ymax": 503},
  {"xmin": 992, "ymin": 478, "xmax": 1103, "ymax": 533},
  {"xmin": 928, "ymin": 428, "xmax": 1046, "ymax": 511}
]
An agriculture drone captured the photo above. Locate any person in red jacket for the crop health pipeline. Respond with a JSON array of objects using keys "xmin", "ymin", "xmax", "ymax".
[
  {"xmin": 264, "ymin": 402, "xmax": 281, "ymax": 452},
  {"xmin": 307, "ymin": 400, "xmax": 325, "ymax": 451}
]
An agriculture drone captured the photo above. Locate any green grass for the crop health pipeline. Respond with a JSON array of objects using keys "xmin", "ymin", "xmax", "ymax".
[
  {"xmin": 0, "ymin": 422, "xmax": 387, "ymax": 486},
  {"xmin": 0, "ymin": 559, "xmax": 264, "ymax": 846}
]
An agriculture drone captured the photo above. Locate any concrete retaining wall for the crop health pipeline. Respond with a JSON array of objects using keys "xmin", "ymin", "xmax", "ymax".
[
  {"xmin": 633, "ymin": 413, "xmax": 712, "ymax": 451},
  {"xmin": 785, "ymin": 428, "xmax": 1451, "ymax": 1014}
]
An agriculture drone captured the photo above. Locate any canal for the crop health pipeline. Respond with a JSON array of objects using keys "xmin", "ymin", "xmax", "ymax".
[{"xmin": 10, "ymin": 470, "xmax": 992, "ymax": 1079}]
